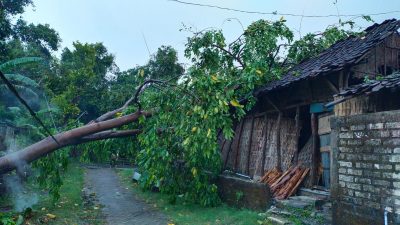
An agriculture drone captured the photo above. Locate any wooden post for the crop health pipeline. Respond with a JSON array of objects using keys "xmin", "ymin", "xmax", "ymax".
[
  {"xmin": 220, "ymin": 138, "xmax": 227, "ymax": 164},
  {"xmin": 338, "ymin": 71, "xmax": 344, "ymax": 91},
  {"xmin": 384, "ymin": 43, "xmax": 387, "ymax": 76},
  {"xmin": 246, "ymin": 116, "xmax": 255, "ymax": 176},
  {"xmin": 375, "ymin": 46, "xmax": 378, "ymax": 74},
  {"xmin": 261, "ymin": 114, "xmax": 268, "ymax": 174},
  {"xmin": 224, "ymin": 140, "xmax": 233, "ymax": 168},
  {"xmin": 276, "ymin": 112, "xmax": 282, "ymax": 171},
  {"xmin": 293, "ymin": 106, "xmax": 300, "ymax": 164},
  {"xmin": 344, "ymin": 70, "xmax": 350, "ymax": 89},
  {"xmin": 234, "ymin": 120, "xmax": 245, "ymax": 172},
  {"xmin": 310, "ymin": 113, "xmax": 319, "ymax": 185}
]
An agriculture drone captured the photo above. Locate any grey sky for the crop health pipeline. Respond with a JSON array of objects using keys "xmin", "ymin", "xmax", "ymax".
[{"xmin": 23, "ymin": 0, "xmax": 400, "ymax": 71}]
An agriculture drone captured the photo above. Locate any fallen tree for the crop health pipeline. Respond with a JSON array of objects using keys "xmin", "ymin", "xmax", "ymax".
[
  {"xmin": 0, "ymin": 75, "xmax": 168, "ymax": 174},
  {"xmin": 0, "ymin": 111, "xmax": 150, "ymax": 174}
]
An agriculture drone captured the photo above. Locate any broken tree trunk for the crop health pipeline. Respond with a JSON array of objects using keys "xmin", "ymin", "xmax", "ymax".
[{"xmin": 0, "ymin": 111, "xmax": 151, "ymax": 174}]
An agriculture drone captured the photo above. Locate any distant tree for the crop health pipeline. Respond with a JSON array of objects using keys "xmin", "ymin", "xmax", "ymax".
[
  {"xmin": 47, "ymin": 42, "xmax": 117, "ymax": 123},
  {"xmin": 146, "ymin": 45, "xmax": 184, "ymax": 80},
  {"xmin": 287, "ymin": 21, "xmax": 361, "ymax": 64}
]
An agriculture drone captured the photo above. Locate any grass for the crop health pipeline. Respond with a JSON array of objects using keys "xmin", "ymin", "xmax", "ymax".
[
  {"xmin": 116, "ymin": 168, "xmax": 269, "ymax": 225},
  {"xmin": 0, "ymin": 162, "xmax": 105, "ymax": 225}
]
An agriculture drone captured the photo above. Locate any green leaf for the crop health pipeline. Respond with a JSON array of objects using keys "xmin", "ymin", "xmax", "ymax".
[
  {"xmin": 4, "ymin": 73, "xmax": 39, "ymax": 87},
  {"xmin": 0, "ymin": 57, "xmax": 43, "ymax": 72}
]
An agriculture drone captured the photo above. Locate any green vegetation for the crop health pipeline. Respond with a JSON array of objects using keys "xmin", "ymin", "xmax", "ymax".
[{"xmin": 117, "ymin": 168, "xmax": 268, "ymax": 225}]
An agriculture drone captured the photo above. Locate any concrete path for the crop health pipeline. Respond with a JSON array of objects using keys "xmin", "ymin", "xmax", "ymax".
[{"xmin": 84, "ymin": 167, "xmax": 167, "ymax": 225}]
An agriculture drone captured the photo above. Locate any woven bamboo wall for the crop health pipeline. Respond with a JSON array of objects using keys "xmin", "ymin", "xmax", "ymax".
[
  {"xmin": 334, "ymin": 95, "xmax": 376, "ymax": 116},
  {"xmin": 220, "ymin": 114, "xmax": 298, "ymax": 178}
]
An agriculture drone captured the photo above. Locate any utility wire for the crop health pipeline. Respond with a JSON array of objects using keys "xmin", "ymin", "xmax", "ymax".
[
  {"xmin": 141, "ymin": 32, "xmax": 151, "ymax": 57},
  {"xmin": 0, "ymin": 70, "xmax": 60, "ymax": 145},
  {"xmin": 169, "ymin": 0, "xmax": 400, "ymax": 18}
]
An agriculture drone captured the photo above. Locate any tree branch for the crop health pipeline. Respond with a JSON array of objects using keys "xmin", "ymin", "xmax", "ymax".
[
  {"xmin": 77, "ymin": 129, "xmax": 142, "ymax": 142},
  {"xmin": 211, "ymin": 44, "xmax": 245, "ymax": 68}
]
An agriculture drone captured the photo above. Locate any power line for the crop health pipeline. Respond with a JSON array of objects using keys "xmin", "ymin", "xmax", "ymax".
[{"xmin": 169, "ymin": 0, "xmax": 400, "ymax": 18}]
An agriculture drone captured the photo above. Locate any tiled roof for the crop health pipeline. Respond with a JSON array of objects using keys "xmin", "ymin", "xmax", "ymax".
[
  {"xmin": 326, "ymin": 72, "xmax": 400, "ymax": 107},
  {"xmin": 255, "ymin": 19, "xmax": 400, "ymax": 96}
]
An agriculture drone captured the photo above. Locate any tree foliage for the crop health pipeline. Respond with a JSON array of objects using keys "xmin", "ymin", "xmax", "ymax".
[
  {"xmin": 135, "ymin": 19, "xmax": 294, "ymax": 206},
  {"xmin": 47, "ymin": 42, "xmax": 117, "ymax": 123}
]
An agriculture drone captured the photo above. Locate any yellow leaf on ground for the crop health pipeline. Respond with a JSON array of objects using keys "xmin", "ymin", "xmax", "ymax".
[{"xmin": 46, "ymin": 213, "xmax": 56, "ymax": 219}]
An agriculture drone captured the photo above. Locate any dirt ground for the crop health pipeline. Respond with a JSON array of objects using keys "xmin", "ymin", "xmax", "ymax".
[{"xmin": 84, "ymin": 167, "xmax": 167, "ymax": 225}]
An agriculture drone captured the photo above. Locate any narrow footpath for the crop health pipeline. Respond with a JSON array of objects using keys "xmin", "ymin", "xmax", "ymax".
[{"xmin": 84, "ymin": 167, "xmax": 167, "ymax": 225}]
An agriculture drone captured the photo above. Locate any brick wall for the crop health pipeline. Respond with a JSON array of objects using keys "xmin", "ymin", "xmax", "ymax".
[{"xmin": 331, "ymin": 110, "xmax": 400, "ymax": 225}]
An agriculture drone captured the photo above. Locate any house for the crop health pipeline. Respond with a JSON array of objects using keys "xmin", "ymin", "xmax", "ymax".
[{"xmin": 219, "ymin": 19, "xmax": 400, "ymax": 224}]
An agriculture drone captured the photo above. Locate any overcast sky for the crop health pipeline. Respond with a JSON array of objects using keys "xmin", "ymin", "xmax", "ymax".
[{"xmin": 22, "ymin": 0, "xmax": 400, "ymax": 71}]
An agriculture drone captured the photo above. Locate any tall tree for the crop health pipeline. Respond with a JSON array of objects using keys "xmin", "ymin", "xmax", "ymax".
[{"xmin": 47, "ymin": 42, "xmax": 117, "ymax": 123}]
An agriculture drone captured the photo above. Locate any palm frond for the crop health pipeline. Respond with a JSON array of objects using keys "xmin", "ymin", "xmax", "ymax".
[
  {"xmin": 7, "ymin": 107, "xmax": 22, "ymax": 114},
  {"xmin": 4, "ymin": 73, "xmax": 39, "ymax": 87},
  {"xmin": 37, "ymin": 107, "xmax": 60, "ymax": 115},
  {"xmin": 0, "ymin": 57, "xmax": 43, "ymax": 72},
  {"xmin": 0, "ymin": 84, "xmax": 39, "ymax": 99}
]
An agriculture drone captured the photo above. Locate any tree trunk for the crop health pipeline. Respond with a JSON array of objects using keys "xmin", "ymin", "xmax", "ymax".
[{"xmin": 0, "ymin": 111, "xmax": 150, "ymax": 174}]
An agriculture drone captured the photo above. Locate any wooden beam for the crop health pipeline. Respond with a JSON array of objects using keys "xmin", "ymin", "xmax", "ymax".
[
  {"xmin": 265, "ymin": 96, "xmax": 281, "ymax": 112},
  {"xmin": 264, "ymin": 101, "xmax": 311, "ymax": 114},
  {"xmin": 323, "ymin": 77, "xmax": 339, "ymax": 94},
  {"xmin": 310, "ymin": 113, "xmax": 319, "ymax": 185},
  {"xmin": 234, "ymin": 120, "xmax": 245, "ymax": 172},
  {"xmin": 276, "ymin": 112, "xmax": 282, "ymax": 171},
  {"xmin": 246, "ymin": 116, "xmax": 255, "ymax": 176}
]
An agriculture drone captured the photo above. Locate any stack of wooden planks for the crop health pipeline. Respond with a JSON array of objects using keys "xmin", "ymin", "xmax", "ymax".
[
  {"xmin": 259, "ymin": 168, "xmax": 282, "ymax": 184},
  {"xmin": 259, "ymin": 166, "xmax": 310, "ymax": 200}
]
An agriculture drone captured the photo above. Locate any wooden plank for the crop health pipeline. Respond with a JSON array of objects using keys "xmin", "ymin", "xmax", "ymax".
[
  {"xmin": 246, "ymin": 116, "xmax": 255, "ymax": 176},
  {"xmin": 234, "ymin": 120, "xmax": 245, "ymax": 172},
  {"xmin": 287, "ymin": 168, "xmax": 310, "ymax": 197},
  {"xmin": 276, "ymin": 112, "xmax": 282, "ymax": 171},
  {"xmin": 310, "ymin": 113, "xmax": 319, "ymax": 185}
]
